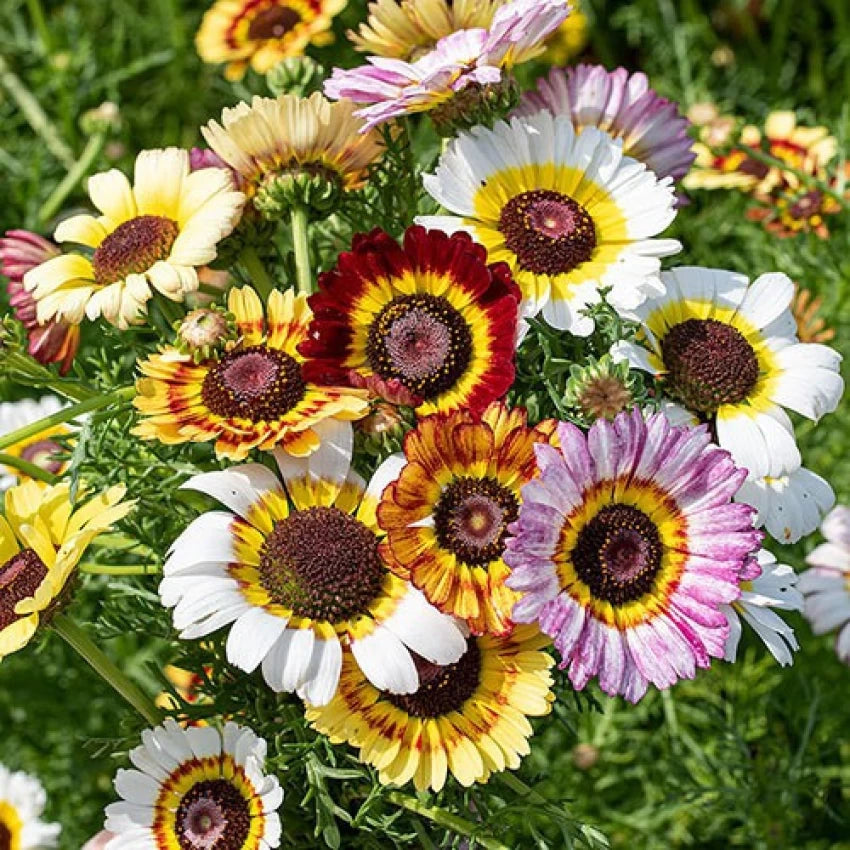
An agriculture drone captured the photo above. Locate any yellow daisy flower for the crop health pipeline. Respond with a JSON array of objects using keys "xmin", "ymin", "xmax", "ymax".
[
  {"xmin": 306, "ymin": 625, "xmax": 554, "ymax": 792},
  {"xmin": 133, "ymin": 286, "xmax": 369, "ymax": 460},
  {"xmin": 349, "ymin": 0, "xmax": 506, "ymax": 60},
  {"xmin": 196, "ymin": 0, "xmax": 345, "ymax": 81},
  {"xmin": 0, "ymin": 480, "xmax": 132, "ymax": 661},
  {"xmin": 24, "ymin": 149, "xmax": 244, "ymax": 330}
]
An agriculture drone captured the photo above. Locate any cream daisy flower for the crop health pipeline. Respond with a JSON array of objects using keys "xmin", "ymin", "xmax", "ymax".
[
  {"xmin": 0, "ymin": 764, "xmax": 60, "ymax": 850},
  {"xmin": 417, "ymin": 111, "xmax": 679, "ymax": 334},
  {"xmin": 201, "ymin": 93, "xmax": 385, "ymax": 213},
  {"xmin": 104, "ymin": 719, "xmax": 282, "ymax": 850},
  {"xmin": 24, "ymin": 149, "xmax": 244, "ymax": 329},
  {"xmin": 613, "ymin": 267, "xmax": 843, "ymax": 480},
  {"xmin": 349, "ymin": 0, "xmax": 506, "ymax": 60},
  {"xmin": 160, "ymin": 420, "xmax": 467, "ymax": 706},
  {"xmin": 723, "ymin": 549, "xmax": 802, "ymax": 667}
]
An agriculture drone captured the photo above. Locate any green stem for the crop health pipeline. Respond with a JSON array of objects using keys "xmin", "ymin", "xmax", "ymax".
[
  {"xmin": 38, "ymin": 131, "xmax": 107, "ymax": 225},
  {"xmin": 2, "ymin": 351, "xmax": 96, "ymax": 402},
  {"xmin": 79, "ymin": 563, "xmax": 161, "ymax": 575},
  {"xmin": 498, "ymin": 771, "xmax": 549, "ymax": 806},
  {"xmin": 289, "ymin": 205, "xmax": 313, "ymax": 295},
  {"xmin": 89, "ymin": 533, "xmax": 153, "ymax": 556},
  {"xmin": 0, "ymin": 386, "xmax": 134, "ymax": 452},
  {"xmin": 0, "ymin": 54, "xmax": 75, "ymax": 170},
  {"xmin": 0, "ymin": 452, "xmax": 58, "ymax": 483},
  {"xmin": 25, "ymin": 0, "xmax": 53, "ymax": 54},
  {"xmin": 51, "ymin": 613, "xmax": 160, "ymax": 725},
  {"xmin": 386, "ymin": 792, "xmax": 510, "ymax": 850},
  {"xmin": 239, "ymin": 246, "xmax": 275, "ymax": 300},
  {"xmin": 742, "ymin": 145, "xmax": 848, "ymax": 209}
]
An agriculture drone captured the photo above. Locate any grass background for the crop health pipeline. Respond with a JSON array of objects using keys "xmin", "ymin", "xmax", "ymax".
[{"xmin": 1, "ymin": 0, "xmax": 850, "ymax": 847}]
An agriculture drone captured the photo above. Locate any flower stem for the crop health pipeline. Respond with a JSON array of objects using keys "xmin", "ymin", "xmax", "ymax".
[
  {"xmin": 2, "ymin": 350, "xmax": 97, "ymax": 402},
  {"xmin": 0, "ymin": 54, "xmax": 75, "ymax": 170},
  {"xmin": 0, "ymin": 452, "xmax": 58, "ymax": 483},
  {"xmin": 0, "ymin": 386, "xmax": 134, "ymax": 452},
  {"xmin": 290, "ymin": 205, "xmax": 313, "ymax": 295},
  {"xmin": 51, "ymin": 613, "xmax": 160, "ymax": 726},
  {"xmin": 25, "ymin": 0, "xmax": 53, "ymax": 54},
  {"xmin": 386, "ymin": 791, "xmax": 510, "ymax": 850},
  {"xmin": 498, "ymin": 771, "xmax": 549, "ymax": 804},
  {"xmin": 79, "ymin": 563, "xmax": 161, "ymax": 576},
  {"xmin": 38, "ymin": 130, "xmax": 107, "ymax": 225},
  {"xmin": 239, "ymin": 245, "xmax": 275, "ymax": 300}
]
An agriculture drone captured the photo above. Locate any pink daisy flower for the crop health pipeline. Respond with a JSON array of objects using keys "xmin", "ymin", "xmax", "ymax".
[
  {"xmin": 515, "ymin": 64, "xmax": 696, "ymax": 183},
  {"xmin": 503, "ymin": 408, "xmax": 763, "ymax": 702},
  {"xmin": 324, "ymin": 0, "xmax": 570, "ymax": 129}
]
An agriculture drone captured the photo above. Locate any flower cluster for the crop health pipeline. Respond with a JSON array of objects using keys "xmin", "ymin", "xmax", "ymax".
[
  {"xmin": 686, "ymin": 108, "xmax": 846, "ymax": 239},
  {"xmin": 1, "ymin": 0, "xmax": 847, "ymax": 846}
]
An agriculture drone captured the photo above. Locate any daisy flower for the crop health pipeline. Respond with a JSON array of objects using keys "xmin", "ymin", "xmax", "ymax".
[
  {"xmin": 0, "ymin": 480, "xmax": 131, "ymax": 661},
  {"xmin": 306, "ymin": 624, "xmax": 553, "ymax": 792},
  {"xmin": 735, "ymin": 465, "xmax": 834, "ymax": 545},
  {"xmin": 418, "ymin": 112, "xmax": 679, "ymax": 333},
  {"xmin": 104, "ymin": 718, "xmax": 282, "ymax": 850},
  {"xmin": 612, "ymin": 267, "xmax": 843, "ymax": 480},
  {"xmin": 0, "ymin": 764, "xmax": 60, "ymax": 849},
  {"xmin": 377, "ymin": 402, "xmax": 556, "ymax": 635},
  {"xmin": 0, "ymin": 397, "xmax": 67, "ymax": 491},
  {"xmin": 349, "ymin": 0, "xmax": 506, "ymax": 60},
  {"xmin": 514, "ymin": 64, "xmax": 696, "ymax": 184},
  {"xmin": 133, "ymin": 286, "xmax": 369, "ymax": 460},
  {"xmin": 684, "ymin": 110, "xmax": 837, "ymax": 193},
  {"xmin": 723, "ymin": 549, "xmax": 802, "ymax": 667},
  {"xmin": 196, "ymin": 0, "xmax": 345, "ymax": 81},
  {"xmin": 799, "ymin": 506, "xmax": 850, "ymax": 664},
  {"xmin": 298, "ymin": 226, "xmax": 520, "ymax": 416},
  {"xmin": 160, "ymin": 421, "xmax": 467, "ymax": 706},
  {"xmin": 23, "ymin": 149, "xmax": 243, "ymax": 330},
  {"xmin": 1, "ymin": 230, "xmax": 79, "ymax": 374},
  {"xmin": 201, "ymin": 93, "xmax": 385, "ymax": 214},
  {"xmin": 504, "ymin": 409, "xmax": 763, "ymax": 702},
  {"xmin": 324, "ymin": 0, "xmax": 571, "ymax": 130}
]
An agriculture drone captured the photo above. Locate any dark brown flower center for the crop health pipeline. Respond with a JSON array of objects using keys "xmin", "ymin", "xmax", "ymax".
[
  {"xmin": 175, "ymin": 778, "xmax": 250, "ymax": 850},
  {"xmin": 0, "ymin": 821, "xmax": 11, "ymax": 850},
  {"xmin": 0, "ymin": 549, "xmax": 49, "ymax": 631},
  {"xmin": 366, "ymin": 294, "xmax": 472, "ymax": 401},
  {"xmin": 201, "ymin": 346, "xmax": 307, "ymax": 421},
  {"xmin": 433, "ymin": 477, "xmax": 518, "ymax": 567},
  {"xmin": 571, "ymin": 504, "xmax": 662, "ymax": 605},
  {"xmin": 247, "ymin": 4, "xmax": 301, "ymax": 40},
  {"xmin": 258, "ymin": 506, "xmax": 385, "ymax": 623},
  {"xmin": 661, "ymin": 318, "xmax": 760, "ymax": 414},
  {"xmin": 19, "ymin": 439, "xmax": 64, "ymax": 474},
  {"xmin": 92, "ymin": 215, "xmax": 179, "ymax": 285},
  {"xmin": 499, "ymin": 189, "xmax": 596, "ymax": 276},
  {"xmin": 386, "ymin": 639, "xmax": 481, "ymax": 718}
]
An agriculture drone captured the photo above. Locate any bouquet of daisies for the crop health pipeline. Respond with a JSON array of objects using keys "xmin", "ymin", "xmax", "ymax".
[{"xmin": 0, "ymin": 0, "xmax": 846, "ymax": 847}]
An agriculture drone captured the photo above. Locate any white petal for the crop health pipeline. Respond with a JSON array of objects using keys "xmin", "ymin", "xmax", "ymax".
[
  {"xmin": 180, "ymin": 465, "xmax": 284, "ymax": 519},
  {"xmin": 350, "ymin": 625, "xmax": 419, "ymax": 694},
  {"xmin": 226, "ymin": 607, "xmax": 288, "ymax": 674}
]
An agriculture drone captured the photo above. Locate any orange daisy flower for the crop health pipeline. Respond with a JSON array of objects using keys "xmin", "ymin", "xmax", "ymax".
[{"xmin": 376, "ymin": 402, "xmax": 556, "ymax": 635}]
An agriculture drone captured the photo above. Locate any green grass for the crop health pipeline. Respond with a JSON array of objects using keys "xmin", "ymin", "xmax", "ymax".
[{"xmin": 2, "ymin": 0, "xmax": 850, "ymax": 848}]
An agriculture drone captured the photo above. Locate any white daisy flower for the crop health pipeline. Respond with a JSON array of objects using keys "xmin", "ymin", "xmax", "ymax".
[
  {"xmin": 735, "ymin": 466, "xmax": 834, "ymax": 544},
  {"xmin": 0, "ymin": 396, "xmax": 66, "ymax": 491},
  {"xmin": 799, "ymin": 505, "xmax": 850, "ymax": 664},
  {"xmin": 723, "ymin": 549, "xmax": 802, "ymax": 666},
  {"xmin": 612, "ymin": 267, "xmax": 843, "ymax": 480},
  {"xmin": 160, "ymin": 420, "xmax": 467, "ymax": 707},
  {"xmin": 0, "ymin": 763, "xmax": 60, "ymax": 849},
  {"xmin": 104, "ymin": 718, "xmax": 281, "ymax": 850},
  {"xmin": 416, "ymin": 111, "xmax": 680, "ymax": 335}
]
